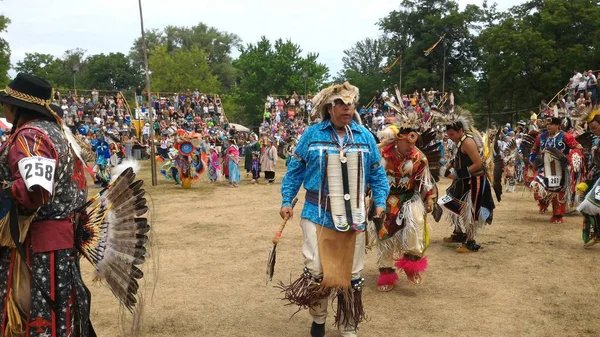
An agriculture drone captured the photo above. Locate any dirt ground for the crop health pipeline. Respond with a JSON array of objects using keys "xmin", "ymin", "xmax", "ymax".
[{"xmin": 82, "ymin": 160, "xmax": 600, "ymax": 337}]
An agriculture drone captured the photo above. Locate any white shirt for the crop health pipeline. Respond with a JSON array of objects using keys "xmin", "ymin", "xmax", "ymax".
[{"xmin": 572, "ymin": 72, "xmax": 583, "ymax": 88}]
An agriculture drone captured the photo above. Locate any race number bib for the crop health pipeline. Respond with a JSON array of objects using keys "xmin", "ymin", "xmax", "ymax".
[
  {"xmin": 547, "ymin": 175, "xmax": 561, "ymax": 188},
  {"xmin": 438, "ymin": 194, "xmax": 453, "ymax": 205},
  {"xmin": 594, "ymin": 186, "xmax": 600, "ymax": 201},
  {"xmin": 17, "ymin": 156, "xmax": 56, "ymax": 194}
]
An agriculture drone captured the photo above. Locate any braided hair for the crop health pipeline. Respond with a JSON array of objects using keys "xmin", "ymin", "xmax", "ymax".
[
  {"xmin": 10, "ymin": 106, "xmax": 54, "ymax": 133},
  {"xmin": 446, "ymin": 120, "xmax": 464, "ymax": 132}
]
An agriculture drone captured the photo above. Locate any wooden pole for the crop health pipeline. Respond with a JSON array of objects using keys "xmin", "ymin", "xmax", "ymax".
[
  {"xmin": 442, "ymin": 41, "xmax": 446, "ymax": 95},
  {"xmin": 138, "ymin": 0, "xmax": 157, "ymax": 186},
  {"xmin": 399, "ymin": 57, "xmax": 402, "ymax": 98}
]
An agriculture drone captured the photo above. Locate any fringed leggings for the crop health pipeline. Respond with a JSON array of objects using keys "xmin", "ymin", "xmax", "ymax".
[
  {"xmin": 301, "ymin": 219, "xmax": 364, "ymax": 336},
  {"xmin": 582, "ymin": 213, "xmax": 600, "ymax": 243},
  {"xmin": 534, "ymin": 190, "xmax": 567, "ymax": 217},
  {"xmin": 0, "ymin": 246, "xmax": 93, "ymax": 337}
]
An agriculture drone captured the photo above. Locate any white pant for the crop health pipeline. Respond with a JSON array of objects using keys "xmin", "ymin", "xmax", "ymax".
[{"xmin": 301, "ymin": 218, "xmax": 365, "ymax": 336}]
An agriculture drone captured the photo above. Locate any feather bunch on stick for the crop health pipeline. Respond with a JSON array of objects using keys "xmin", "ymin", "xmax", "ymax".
[{"xmin": 266, "ymin": 197, "xmax": 298, "ymax": 283}]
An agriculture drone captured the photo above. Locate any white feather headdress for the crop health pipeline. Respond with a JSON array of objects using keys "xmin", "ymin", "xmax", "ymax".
[{"xmin": 430, "ymin": 106, "xmax": 483, "ymax": 147}]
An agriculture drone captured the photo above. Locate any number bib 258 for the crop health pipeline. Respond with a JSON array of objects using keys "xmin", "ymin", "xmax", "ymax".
[{"xmin": 17, "ymin": 156, "xmax": 56, "ymax": 194}]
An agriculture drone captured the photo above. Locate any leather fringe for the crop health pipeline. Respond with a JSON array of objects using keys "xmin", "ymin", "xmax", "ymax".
[
  {"xmin": 276, "ymin": 270, "xmax": 329, "ymax": 311},
  {"xmin": 334, "ymin": 287, "xmax": 366, "ymax": 330},
  {"xmin": 277, "ymin": 269, "xmax": 367, "ymax": 330}
]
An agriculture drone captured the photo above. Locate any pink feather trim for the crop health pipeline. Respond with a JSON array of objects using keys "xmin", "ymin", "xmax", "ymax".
[
  {"xmin": 395, "ymin": 256, "xmax": 428, "ymax": 274},
  {"xmin": 377, "ymin": 271, "xmax": 399, "ymax": 286}
]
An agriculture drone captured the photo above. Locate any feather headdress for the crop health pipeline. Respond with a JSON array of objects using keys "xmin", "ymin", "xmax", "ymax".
[
  {"xmin": 576, "ymin": 104, "xmax": 600, "ymax": 124},
  {"xmin": 429, "ymin": 105, "xmax": 483, "ymax": 147},
  {"xmin": 377, "ymin": 106, "xmax": 422, "ymax": 145},
  {"xmin": 311, "ymin": 82, "xmax": 362, "ymax": 125},
  {"xmin": 430, "ymin": 106, "xmax": 474, "ymax": 132}
]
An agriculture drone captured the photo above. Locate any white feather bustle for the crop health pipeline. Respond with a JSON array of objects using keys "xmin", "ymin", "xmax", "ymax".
[
  {"xmin": 111, "ymin": 159, "xmax": 141, "ymax": 183},
  {"xmin": 577, "ymin": 197, "xmax": 600, "ymax": 215},
  {"xmin": 62, "ymin": 121, "xmax": 84, "ymax": 159},
  {"xmin": 377, "ymin": 128, "xmax": 396, "ymax": 146},
  {"xmin": 368, "ymin": 190, "xmax": 428, "ymax": 259},
  {"xmin": 367, "ymin": 161, "xmax": 435, "ymax": 257}
]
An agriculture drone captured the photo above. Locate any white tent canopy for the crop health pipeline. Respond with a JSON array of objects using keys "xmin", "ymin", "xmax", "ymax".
[
  {"xmin": 229, "ymin": 123, "xmax": 250, "ymax": 132},
  {"xmin": 0, "ymin": 118, "xmax": 12, "ymax": 130}
]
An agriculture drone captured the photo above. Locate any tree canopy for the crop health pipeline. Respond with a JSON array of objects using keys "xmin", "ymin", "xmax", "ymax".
[
  {"xmin": 377, "ymin": 0, "xmax": 481, "ymax": 94},
  {"xmin": 130, "ymin": 24, "xmax": 241, "ymax": 91},
  {"xmin": 474, "ymin": 0, "xmax": 600, "ymax": 124},
  {"xmin": 336, "ymin": 0, "xmax": 600, "ymax": 127},
  {"xmin": 0, "ymin": 8, "xmax": 10, "ymax": 87},
  {"xmin": 148, "ymin": 45, "xmax": 220, "ymax": 93},
  {"xmin": 232, "ymin": 37, "xmax": 329, "ymax": 126},
  {"xmin": 338, "ymin": 37, "xmax": 389, "ymax": 106},
  {"xmin": 3, "ymin": 5, "xmax": 600, "ymax": 126},
  {"xmin": 85, "ymin": 52, "xmax": 142, "ymax": 91},
  {"xmin": 15, "ymin": 49, "xmax": 141, "ymax": 92}
]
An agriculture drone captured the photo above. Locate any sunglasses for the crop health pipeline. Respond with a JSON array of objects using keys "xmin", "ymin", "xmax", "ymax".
[
  {"xmin": 396, "ymin": 131, "xmax": 419, "ymax": 144},
  {"xmin": 334, "ymin": 99, "xmax": 352, "ymax": 106}
]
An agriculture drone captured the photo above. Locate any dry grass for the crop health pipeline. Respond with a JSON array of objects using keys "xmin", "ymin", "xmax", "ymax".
[{"xmin": 82, "ymin": 160, "xmax": 600, "ymax": 337}]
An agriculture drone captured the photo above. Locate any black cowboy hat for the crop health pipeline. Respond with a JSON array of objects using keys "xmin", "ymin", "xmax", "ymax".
[
  {"xmin": 548, "ymin": 117, "xmax": 562, "ymax": 125},
  {"xmin": 0, "ymin": 73, "xmax": 63, "ymax": 120}
]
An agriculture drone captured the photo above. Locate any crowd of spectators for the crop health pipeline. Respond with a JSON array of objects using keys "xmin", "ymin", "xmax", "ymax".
[{"xmin": 358, "ymin": 87, "xmax": 453, "ymax": 133}]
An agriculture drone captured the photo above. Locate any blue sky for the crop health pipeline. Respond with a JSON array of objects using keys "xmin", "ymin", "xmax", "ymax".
[{"xmin": 1, "ymin": 0, "xmax": 523, "ymax": 78}]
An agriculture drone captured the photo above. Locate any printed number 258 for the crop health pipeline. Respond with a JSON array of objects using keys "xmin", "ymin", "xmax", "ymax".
[{"xmin": 24, "ymin": 162, "xmax": 53, "ymax": 181}]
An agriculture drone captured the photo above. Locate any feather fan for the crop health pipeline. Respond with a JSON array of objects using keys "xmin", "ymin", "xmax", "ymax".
[
  {"xmin": 520, "ymin": 131, "xmax": 539, "ymax": 166},
  {"xmin": 417, "ymin": 129, "xmax": 442, "ymax": 182},
  {"xmin": 576, "ymin": 131, "xmax": 596, "ymax": 172},
  {"xmin": 75, "ymin": 167, "xmax": 150, "ymax": 312},
  {"xmin": 502, "ymin": 138, "xmax": 521, "ymax": 163}
]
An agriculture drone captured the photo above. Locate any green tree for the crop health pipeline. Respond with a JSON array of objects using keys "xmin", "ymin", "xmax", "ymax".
[
  {"xmin": 232, "ymin": 37, "xmax": 329, "ymax": 126},
  {"xmin": 84, "ymin": 52, "xmax": 142, "ymax": 91},
  {"xmin": 20, "ymin": 48, "xmax": 89, "ymax": 91},
  {"xmin": 379, "ymin": 0, "xmax": 481, "ymax": 95},
  {"xmin": 130, "ymin": 23, "xmax": 241, "ymax": 91},
  {"xmin": 148, "ymin": 45, "xmax": 220, "ymax": 93},
  {"xmin": 338, "ymin": 37, "xmax": 389, "ymax": 106},
  {"xmin": 14, "ymin": 53, "xmax": 64, "ymax": 85},
  {"xmin": 0, "ymin": 8, "xmax": 10, "ymax": 87},
  {"xmin": 475, "ymin": 0, "xmax": 600, "ymax": 126}
]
